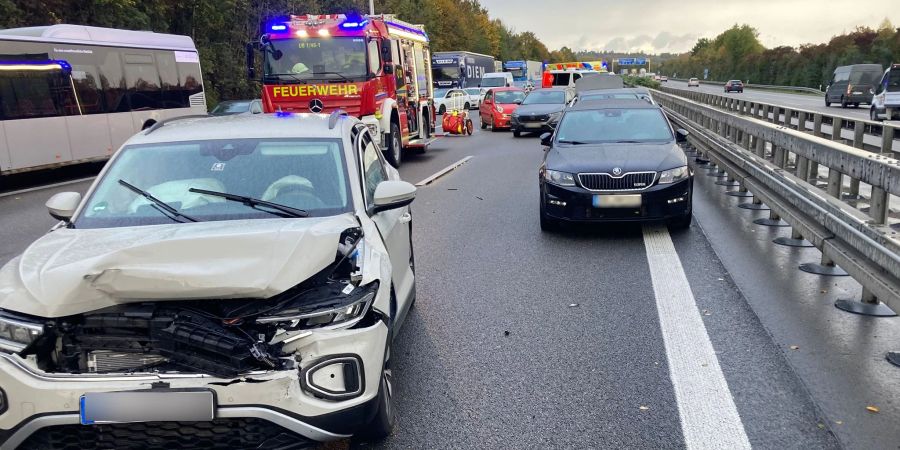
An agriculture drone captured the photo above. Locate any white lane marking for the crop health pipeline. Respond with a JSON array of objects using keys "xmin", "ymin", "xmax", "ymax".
[
  {"xmin": 642, "ymin": 225, "xmax": 751, "ymax": 450},
  {"xmin": 414, "ymin": 156, "xmax": 473, "ymax": 187},
  {"xmin": 0, "ymin": 177, "xmax": 95, "ymax": 198}
]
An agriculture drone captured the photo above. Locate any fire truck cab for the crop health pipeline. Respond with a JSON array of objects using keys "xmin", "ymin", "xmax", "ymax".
[{"xmin": 249, "ymin": 14, "xmax": 435, "ymax": 167}]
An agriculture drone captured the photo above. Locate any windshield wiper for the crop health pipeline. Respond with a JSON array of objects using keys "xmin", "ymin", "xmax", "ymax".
[
  {"xmin": 265, "ymin": 72, "xmax": 307, "ymax": 84},
  {"xmin": 311, "ymin": 71, "xmax": 350, "ymax": 82},
  {"xmin": 188, "ymin": 188, "xmax": 309, "ymax": 218},
  {"xmin": 118, "ymin": 179, "xmax": 198, "ymax": 223},
  {"xmin": 558, "ymin": 140, "xmax": 590, "ymax": 145},
  {"xmin": 613, "ymin": 140, "xmax": 643, "ymax": 144}
]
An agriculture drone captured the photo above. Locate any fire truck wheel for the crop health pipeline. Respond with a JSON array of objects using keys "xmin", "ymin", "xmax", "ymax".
[{"xmin": 385, "ymin": 122, "xmax": 402, "ymax": 168}]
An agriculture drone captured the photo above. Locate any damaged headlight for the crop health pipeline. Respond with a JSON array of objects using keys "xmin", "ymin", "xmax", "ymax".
[
  {"xmin": 0, "ymin": 313, "xmax": 44, "ymax": 353},
  {"xmin": 256, "ymin": 282, "xmax": 378, "ymax": 330}
]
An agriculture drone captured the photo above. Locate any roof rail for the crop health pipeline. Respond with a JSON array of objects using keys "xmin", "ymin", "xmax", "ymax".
[
  {"xmin": 328, "ymin": 110, "xmax": 348, "ymax": 130},
  {"xmin": 143, "ymin": 115, "xmax": 210, "ymax": 134}
]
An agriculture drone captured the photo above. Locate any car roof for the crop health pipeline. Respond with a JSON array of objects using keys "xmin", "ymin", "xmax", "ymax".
[
  {"xmin": 579, "ymin": 88, "xmax": 649, "ymax": 96},
  {"xmin": 567, "ymin": 99, "xmax": 661, "ymax": 112},
  {"xmin": 126, "ymin": 113, "xmax": 355, "ymax": 146},
  {"xmin": 532, "ymin": 87, "xmax": 571, "ymax": 92},
  {"xmin": 488, "ymin": 87, "xmax": 523, "ymax": 92}
]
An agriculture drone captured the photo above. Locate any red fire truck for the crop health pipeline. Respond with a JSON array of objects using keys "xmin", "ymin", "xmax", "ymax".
[{"xmin": 247, "ymin": 14, "xmax": 436, "ymax": 167}]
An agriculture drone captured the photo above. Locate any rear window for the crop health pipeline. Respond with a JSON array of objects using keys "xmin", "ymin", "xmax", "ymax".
[
  {"xmin": 551, "ymin": 73, "xmax": 571, "ymax": 86},
  {"xmin": 556, "ymin": 108, "xmax": 673, "ymax": 144},
  {"xmin": 850, "ymin": 70, "xmax": 882, "ymax": 85},
  {"xmin": 522, "ymin": 90, "xmax": 565, "ymax": 105}
]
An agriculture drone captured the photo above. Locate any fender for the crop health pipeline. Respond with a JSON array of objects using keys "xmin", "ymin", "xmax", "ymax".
[{"xmin": 379, "ymin": 98, "xmax": 398, "ymax": 136}]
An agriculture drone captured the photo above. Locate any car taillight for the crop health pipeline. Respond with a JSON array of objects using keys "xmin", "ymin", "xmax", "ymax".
[{"xmin": 847, "ymin": 84, "xmax": 853, "ymax": 95}]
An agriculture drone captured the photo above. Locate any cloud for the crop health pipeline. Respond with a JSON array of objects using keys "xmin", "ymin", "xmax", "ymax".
[{"xmin": 598, "ymin": 32, "xmax": 700, "ymax": 53}]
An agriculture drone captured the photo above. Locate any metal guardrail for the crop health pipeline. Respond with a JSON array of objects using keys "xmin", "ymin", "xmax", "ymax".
[
  {"xmin": 653, "ymin": 89, "xmax": 900, "ymax": 330},
  {"xmin": 668, "ymin": 78, "xmax": 825, "ymax": 95}
]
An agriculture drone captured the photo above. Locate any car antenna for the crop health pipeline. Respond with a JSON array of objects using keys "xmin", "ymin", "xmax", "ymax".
[{"xmin": 329, "ymin": 109, "xmax": 349, "ymax": 129}]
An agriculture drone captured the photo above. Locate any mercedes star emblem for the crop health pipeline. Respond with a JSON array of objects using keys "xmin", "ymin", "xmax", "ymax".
[
  {"xmin": 309, "ymin": 99, "xmax": 324, "ymax": 113},
  {"xmin": 612, "ymin": 167, "xmax": 623, "ymax": 176}
]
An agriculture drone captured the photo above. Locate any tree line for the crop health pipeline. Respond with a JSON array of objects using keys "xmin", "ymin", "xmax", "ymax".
[
  {"xmin": 659, "ymin": 21, "xmax": 900, "ymax": 89},
  {"xmin": 0, "ymin": 0, "xmax": 569, "ymax": 105}
]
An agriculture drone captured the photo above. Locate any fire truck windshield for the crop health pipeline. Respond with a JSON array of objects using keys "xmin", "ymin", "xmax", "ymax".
[{"xmin": 265, "ymin": 37, "xmax": 368, "ymax": 81}]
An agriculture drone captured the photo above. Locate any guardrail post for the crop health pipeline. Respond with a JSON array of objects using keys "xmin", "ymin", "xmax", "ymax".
[
  {"xmin": 774, "ymin": 227, "xmax": 814, "ymax": 247},
  {"xmin": 881, "ymin": 125, "xmax": 895, "ymax": 154},
  {"xmin": 774, "ymin": 146, "xmax": 786, "ymax": 168},
  {"xmin": 835, "ymin": 288, "xmax": 897, "ymax": 317},
  {"xmin": 797, "ymin": 111, "xmax": 808, "ymax": 132},
  {"xmin": 869, "ymin": 186, "xmax": 890, "ymax": 225},
  {"xmin": 832, "ymin": 117, "xmax": 844, "ymax": 143},
  {"xmin": 751, "ymin": 103, "xmax": 759, "ymax": 117},
  {"xmin": 795, "ymin": 156, "xmax": 809, "ymax": 181},
  {"xmin": 783, "ymin": 108, "xmax": 793, "ymax": 128},
  {"xmin": 755, "ymin": 135, "xmax": 766, "ymax": 157},
  {"xmin": 813, "ymin": 114, "xmax": 824, "ymax": 137},
  {"xmin": 827, "ymin": 167, "xmax": 843, "ymax": 198}
]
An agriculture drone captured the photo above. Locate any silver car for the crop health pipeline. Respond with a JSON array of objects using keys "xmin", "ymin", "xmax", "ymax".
[{"xmin": 0, "ymin": 112, "xmax": 417, "ymax": 447}]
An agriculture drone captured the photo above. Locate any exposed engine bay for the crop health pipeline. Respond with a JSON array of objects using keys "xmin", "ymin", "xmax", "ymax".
[{"xmin": 9, "ymin": 227, "xmax": 381, "ymax": 378}]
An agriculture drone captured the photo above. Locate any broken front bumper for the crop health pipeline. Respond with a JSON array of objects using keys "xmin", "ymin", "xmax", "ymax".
[{"xmin": 0, "ymin": 319, "xmax": 388, "ymax": 449}]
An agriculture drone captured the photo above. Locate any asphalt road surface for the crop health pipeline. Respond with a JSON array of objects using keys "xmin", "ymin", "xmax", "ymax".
[
  {"xmin": 665, "ymin": 80, "xmax": 874, "ymax": 121},
  {"xmin": 2, "ymin": 116, "xmax": 900, "ymax": 449}
]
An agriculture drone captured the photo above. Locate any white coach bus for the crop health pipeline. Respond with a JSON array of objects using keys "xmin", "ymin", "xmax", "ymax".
[{"xmin": 0, "ymin": 25, "xmax": 206, "ymax": 177}]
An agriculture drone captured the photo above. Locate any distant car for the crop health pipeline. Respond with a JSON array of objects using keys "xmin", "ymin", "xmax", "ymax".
[
  {"xmin": 434, "ymin": 88, "xmax": 469, "ymax": 115},
  {"xmin": 538, "ymin": 100, "xmax": 693, "ymax": 231},
  {"xmin": 510, "ymin": 87, "xmax": 575, "ymax": 137},
  {"xmin": 724, "ymin": 80, "xmax": 744, "ymax": 93},
  {"xmin": 653, "ymin": 75, "xmax": 661, "ymax": 81},
  {"xmin": 464, "ymin": 88, "xmax": 484, "ymax": 109},
  {"xmin": 687, "ymin": 78, "xmax": 700, "ymax": 87},
  {"xmin": 479, "ymin": 87, "xmax": 526, "ymax": 131},
  {"xmin": 870, "ymin": 63, "xmax": 900, "ymax": 121},
  {"xmin": 660, "ymin": 76, "xmax": 668, "ymax": 82},
  {"xmin": 209, "ymin": 99, "xmax": 263, "ymax": 116},
  {"xmin": 826, "ymin": 64, "xmax": 884, "ymax": 108}
]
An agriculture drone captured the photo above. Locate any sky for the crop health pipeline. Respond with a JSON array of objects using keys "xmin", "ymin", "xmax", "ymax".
[{"xmin": 478, "ymin": 0, "xmax": 900, "ymax": 54}]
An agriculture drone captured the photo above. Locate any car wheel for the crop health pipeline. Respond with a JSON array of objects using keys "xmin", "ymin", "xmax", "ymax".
[
  {"xmin": 668, "ymin": 210, "xmax": 692, "ymax": 230},
  {"xmin": 464, "ymin": 103, "xmax": 470, "ymax": 110},
  {"xmin": 480, "ymin": 117, "xmax": 487, "ymax": 129},
  {"xmin": 853, "ymin": 103, "xmax": 860, "ymax": 109},
  {"xmin": 438, "ymin": 105, "xmax": 446, "ymax": 115},
  {"xmin": 840, "ymin": 96, "xmax": 848, "ymax": 108},
  {"xmin": 491, "ymin": 116, "xmax": 500, "ymax": 132},
  {"xmin": 384, "ymin": 122, "xmax": 402, "ymax": 168},
  {"xmin": 871, "ymin": 107, "xmax": 883, "ymax": 122},
  {"xmin": 825, "ymin": 98, "xmax": 831, "ymax": 107},
  {"xmin": 361, "ymin": 341, "xmax": 395, "ymax": 440},
  {"xmin": 513, "ymin": 129, "xmax": 521, "ymax": 137}
]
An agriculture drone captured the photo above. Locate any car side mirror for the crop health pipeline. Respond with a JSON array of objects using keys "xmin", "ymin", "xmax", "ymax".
[
  {"xmin": 540, "ymin": 132, "xmax": 553, "ymax": 147},
  {"xmin": 514, "ymin": 99, "xmax": 522, "ymax": 104},
  {"xmin": 46, "ymin": 192, "xmax": 82, "ymax": 221},
  {"xmin": 372, "ymin": 180, "xmax": 416, "ymax": 214},
  {"xmin": 676, "ymin": 129, "xmax": 689, "ymax": 142}
]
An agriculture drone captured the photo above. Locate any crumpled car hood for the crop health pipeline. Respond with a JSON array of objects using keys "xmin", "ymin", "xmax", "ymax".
[{"xmin": 0, "ymin": 214, "xmax": 359, "ymax": 318}]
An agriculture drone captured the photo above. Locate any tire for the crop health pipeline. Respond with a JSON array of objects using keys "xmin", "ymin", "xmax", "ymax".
[
  {"xmin": 480, "ymin": 116, "xmax": 487, "ymax": 129},
  {"xmin": 853, "ymin": 103, "xmax": 860, "ymax": 109},
  {"xmin": 490, "ymin": 116, "xmax": 500, "ymax": 132},
  {"xmin": 825, "ymin": 98, "xmax": 831, "ymax": 107},
  {"xmin": 513, "ymin": 129, "xmax": 521, "ymax": 137},
  {"xmin": 464, "ymin": 103, "xmax": 470, "ymax": 110},
  {"xmin": 438, "ymin": 105, "xmax": 446, "ymax": 115},
  {"xmin": 840, "ymin": 96, "xmax": 848, "ymax": 108},
  {"xmin": 668, "ymin": 210, "xmax": 692, "ymax": 230},
  {"xmin": 361, "ymin": 341, "xmax": 395, "ymax": 440},
  {"xmin": 384, "ymin": 122, "xmax": 402, "ymax": 168}
]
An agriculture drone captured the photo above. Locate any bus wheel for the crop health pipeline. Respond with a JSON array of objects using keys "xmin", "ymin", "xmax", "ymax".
[{"xmin": 385, "ymin": 122, "xmax": 402, "ymax": 168}]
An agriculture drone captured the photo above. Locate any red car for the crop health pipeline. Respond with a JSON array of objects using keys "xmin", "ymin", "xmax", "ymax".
[
  {"xmin": 479, "ymin": 87, "xmax": 526, "ymax": 131},
  {"xmin": 724, "ymin": 80, "xmax": 744, "ymax": 93}
]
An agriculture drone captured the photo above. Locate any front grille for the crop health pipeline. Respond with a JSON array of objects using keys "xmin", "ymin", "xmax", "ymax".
[
  {"xmin": 519, "ymin": 114, "xmax": 548, "ymax": 122},
  {"xmin": 18, "ymin": 418, "xmax": 315, "ymax": 450},
  {"xmin": 578, "ymin": 172, "xmax": 657, "ymax": 191}
]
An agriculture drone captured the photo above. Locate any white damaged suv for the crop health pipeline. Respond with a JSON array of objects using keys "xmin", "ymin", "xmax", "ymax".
[{"xmin": 0, "ymin": 112, "xmax": 417, "ymax": 447}]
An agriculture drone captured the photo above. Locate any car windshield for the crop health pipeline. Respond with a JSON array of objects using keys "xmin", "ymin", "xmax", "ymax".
[
  {"xmin": 556, "ymin": 108, "xmax": 673, "ymax": 144},
  {"xmin": 264, "ymin": 37, "xmax": 367, "ymax": 81},
  {"xmin": 481, "ymin": 77, "xmax": 506, "ymax": 87},
  {"xmin": 523, "ymin": 90, "xmax": 565, "ymax": 105},
  {"xmin": 434, "ymin": 88, "xmax": 450, "ymax": 98},
  {"xmin": 495, "ymin": 91, "xmax": 526, "ymax": 103},
  {"xmin": 729, "ymin": 80, "xmax": 742, "ymax": 84},
  {"xmin": 889, "ymin": 69, "xmax": 900, "ymax": 92},
  {"xmin": 210, "ymin": 101, "xmax": 251, "ymax": 115},
  {"xmin": 75, "ymin": 138, "xmax": 351, "ymax": 228}
]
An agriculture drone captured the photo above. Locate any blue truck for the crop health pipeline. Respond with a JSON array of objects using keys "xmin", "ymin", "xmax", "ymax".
[{"xmin": 503, "ymin": 60, "xmax": 542, "ymax": 88}]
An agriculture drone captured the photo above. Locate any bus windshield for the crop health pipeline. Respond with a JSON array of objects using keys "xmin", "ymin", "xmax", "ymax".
[{"xmin": 265, "ymin": 37, "xmax": 368, "ymax": 81}]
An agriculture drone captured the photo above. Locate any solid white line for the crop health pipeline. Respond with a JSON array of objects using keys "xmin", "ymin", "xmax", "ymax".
[
  {"xmin": 414, "ymin": 156, "xmax": 473, "ymax": 187},
  {"xmin": 0, "ymin": 177, "xmax": 95, "ymax": 198},
  {"xmin": 642, "ymin": 225, "xmax": 751, "ymax": 450}
]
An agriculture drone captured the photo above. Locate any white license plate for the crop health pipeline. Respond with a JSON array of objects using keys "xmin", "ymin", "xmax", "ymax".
[
  {"xmin": 593, "ymin": 194, "xmax": 642, "ymax": 208},
  {"xmin": 524, "ymin": 123, "xmax": 543, "ymax": 128},
  {"xmin": 80, "ymin": 391, "xmax": 214, "ymax": 425},
  {"xmin": 853, "ymin": 92, "xmax": 863, "ymax": 95}
]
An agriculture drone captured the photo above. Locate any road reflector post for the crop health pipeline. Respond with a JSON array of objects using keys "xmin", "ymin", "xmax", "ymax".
[{"xmin": 754, "ymin": 210, "xmax": 789, "ymax": 227}]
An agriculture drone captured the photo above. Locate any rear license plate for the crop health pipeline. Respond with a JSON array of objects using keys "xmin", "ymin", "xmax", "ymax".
[
  {"xmin": 80, "ymin": 391, "xmax": 214, "ymax": 425},
  {"xmin": 593, "ymin": 194, "xmax": 641, "ymax": 208},
  {"xmin": 853, "ymin": 91, "xmax": 863, "ymax": 95},
  {"xmin": 524, "ymin": 123, "xmax": 542, "ymax": 128}
]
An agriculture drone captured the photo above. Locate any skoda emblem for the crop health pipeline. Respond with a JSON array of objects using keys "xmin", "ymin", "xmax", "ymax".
[
  {"xmin": 612, "ymin": 167, "xmax": 623, "ymax": 176},
  {"xmin": 309, "ymin": 99, "xmax": 324, "ymax": 113}
]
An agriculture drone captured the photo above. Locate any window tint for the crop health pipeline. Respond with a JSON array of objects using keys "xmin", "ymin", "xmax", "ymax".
[
  {"xmin": 177, "ymin": 56, "xmax": 204, "ymax": 105},
  {"xmin": 156, "ymin": 51, "xmax": 182, "ymax": 109},
  {"xmin": 70, "ymin": 64, "xmax": 105, "ymax": 114},
  {"xmin": 360, "ymin": 132, "xmax": 386, "ymax": 205},
  {"xmin": 834, "ymin": 70, "xmax": 850, "ymax": 82},
  {"xmin": 0, "ymin": 63, "xmax": 77, "ymax": 120},
  {"xmin": 124, "ymin": 53, "xmax": 162, "ymax": 110},
  {"xmin": 97, "ymin": 48, "xmax": 128, "ymax": 112}
]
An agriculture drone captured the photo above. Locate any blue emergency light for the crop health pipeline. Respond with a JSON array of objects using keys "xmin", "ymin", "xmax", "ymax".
[{"xmin": 270, "ymin": 24, "xmax": 287, "ymax": 31}]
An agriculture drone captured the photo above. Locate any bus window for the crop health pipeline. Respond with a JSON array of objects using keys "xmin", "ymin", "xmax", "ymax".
[
  {"xmin": 98, "ymin": 49, "xmax": 128, "ymax": 113},
  {"xmin": 176, "ymin": 56, "xmax": 203, "ymax": 106},
  {"xmin": 124, "ymin": 53, "xmax": 162, "ymax": 110},
  {"xmin": 70, "ymin": 65, "xmax": 104, "ymax": 114},
  {"xmin": 155, "ymin": 51, "xmax": 182, "ymax": 108},
  {"xmin": 0, "ymin": 63, "xmax": 77, "ymax": 120}
]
